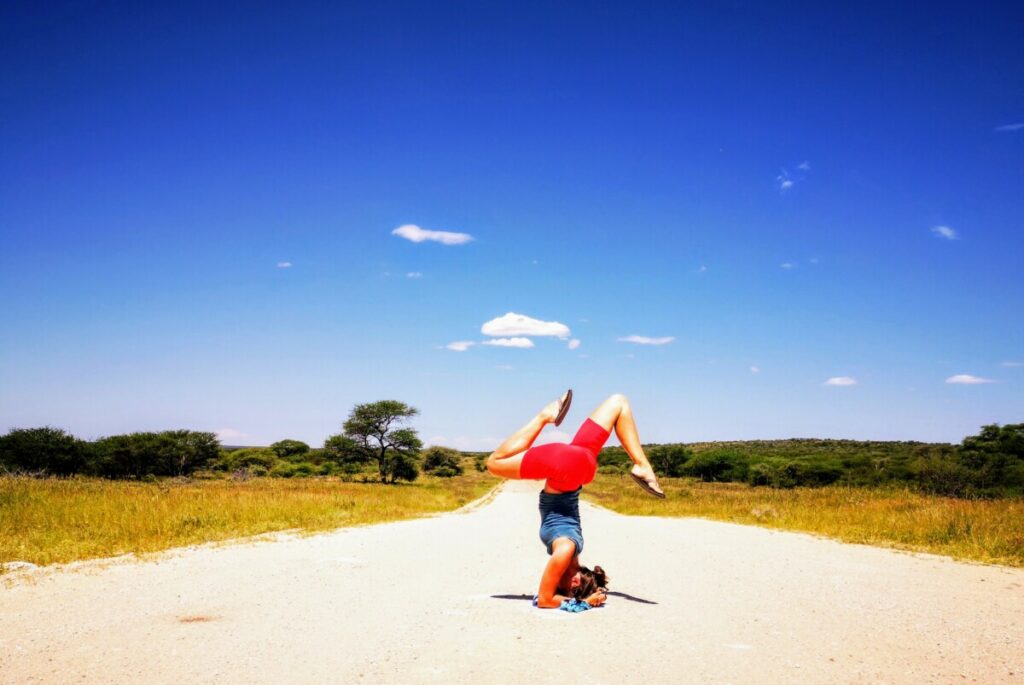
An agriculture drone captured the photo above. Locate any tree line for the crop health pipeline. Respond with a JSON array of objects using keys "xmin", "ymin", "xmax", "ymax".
[
  {"xmin": 0, "ymin": 401, "xmax": 462, "ymax": 483},
  {"xmin": 2, "ymin": 406, "xmax": 1020, "ymax": 498},
  {"xmin": 597, "ymin": 422, "xmax": 1024, "ymax": 498}
]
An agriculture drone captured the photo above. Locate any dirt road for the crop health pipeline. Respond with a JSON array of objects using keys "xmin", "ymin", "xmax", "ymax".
[{"xmin": 2, "ymin": 480, "xmax": 1022, "ymax": 684}]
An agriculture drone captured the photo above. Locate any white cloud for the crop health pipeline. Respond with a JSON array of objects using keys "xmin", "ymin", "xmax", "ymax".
[
  {"xmin": 777, "ymin": 169, "xmax": 794, "ymax": 192},
  {"xmin": 780, "ymin": 262, "xmax": 795, "ymax": 269},
  {"xmin": 1002, "ymin": 361, "xmax": 1023, "ymax": 368},
  {"xmin": 215, "ymin": 428, "xmax": 248, "ymax": 441},
  {"xmin": 931, "ymin": 225, "xmax": 958, "ymax": 240},
  {"xmin": 482, "ymin": 337, "xmax": 535, "ymax": 348},
  {"xmin": 750, "ymin": 366, "xmax": 760, "ymax": 374},
  {"xmin": 495, "ymin": 364, "xmax": 514, "ymax": 371},
  {"xmin": 824, "ymin": 376, "xmax": 858, "ymax": 386},
  {"xmin": 697, "ymin": 265, "xmax": 708, "ymax": 273},
  {"xmin": 406, "ymin": 272, "xmax": 422, "ymax": 278},
  {"xmin": 276, "ymin": 261, "xmax": 292, "ymax": 268},
  {"xmin": 946, "ymin": 374, "xmax": 995, "ymax": 385},
  {"xmin": 567, "ymin": 339, "xmax": 581, "ymax": 350},
  {"xmin": 995, "ymin": 123, "xmax": 1024, "ymax": 132},
  {"xmin": 481, "ymin": 312, "xmax": 570, "ymax": 339},
  {"xmin": 617, "ymin": 335, "xmax": 675, "ymax": 346},
  {"xmin": 809, "ymin": 257, "xmax": 819, "ymax": 264},
  {"xmin": 445, "ymin": 341, "xmax": 475, "ymax": 352},
  {"xmin": 797, "ymin": 161, "xmax": 811, "ymax": 171},
  {"xmin": 392, "ymin": 224, "xmax": 473, "ymax": 246}
]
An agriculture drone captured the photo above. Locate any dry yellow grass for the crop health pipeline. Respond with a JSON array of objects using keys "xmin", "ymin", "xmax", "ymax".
[
  {"xmin": 0, "ymin": 473, "xmax": 494, "ymax": 567},
  {"xmin": 584, "ymin": 474, "xmax": 1024, "ymax": 567}
]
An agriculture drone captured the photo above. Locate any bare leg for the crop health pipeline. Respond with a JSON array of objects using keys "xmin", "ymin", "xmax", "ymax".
[
  {"xmin": 486, "ymin": 392, "xmax": 567, "ymax": 480},
  {"xmin": 587, "ymin": 394, "xmax": 663, "ymax": 494}
]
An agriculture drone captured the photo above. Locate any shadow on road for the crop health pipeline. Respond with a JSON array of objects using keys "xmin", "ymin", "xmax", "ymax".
[{"xmin": 491, "ymin": 592, "xmax": 658, "ymax": 605}]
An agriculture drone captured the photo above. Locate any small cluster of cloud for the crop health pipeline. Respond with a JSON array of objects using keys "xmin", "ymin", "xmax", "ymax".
[
  {"xmin": 994, "ymin": 122, "xmax": 1024, "ymax": 132},
  {"xmin": 1003, "ymin": 361, "xmax": 1023, "ymax": 368},
  {"xmin": 406, "ymin": 272, "xmax": 422, "ymax": 278},
  {"xmin": 750, "ymin": 366, "xmax": 760, "ymax": 374},
  {"xmin": 277, "ymin": 261, "xmax": 292, "ymax": 268},
  {"xmin": 482, "ymin": 312, "xmax": 571, "ymax": 339},
  {"xmin": 931, "ymin": 225, "xmax": 958, "ymax": 241},
  {"xmin": 617, "ymin": 335, "xmax": 675, "ymax": 346},
  {"xmin": 777, "ymin": 161, "xmax": 810, "ymax": 193},
  {"xmin": 446, "ymin": 312, "xmax": 572, "ymax": 352},
  {"xmin": 945, "ymin": 374, "xmax": 995, "ymax": 385},
  {"xmin": 780, "ymin": 262, "xmax": 795, "ymax": 270},
  {"xmin": 822, "ymin": 373, "xmax": 1003, "ymax": 387},
  {"xmin": 392, "ymin": 224, "xmax": 473, "ymax": 245}
]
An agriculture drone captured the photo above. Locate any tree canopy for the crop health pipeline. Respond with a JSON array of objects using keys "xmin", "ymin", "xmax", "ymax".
[{"xmin": 335, "ymin": 400, "xmax": 423, "ymax": 483}]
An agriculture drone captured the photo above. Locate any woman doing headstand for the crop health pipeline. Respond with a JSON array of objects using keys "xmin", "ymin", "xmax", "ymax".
[{"xmin": 486, "ymin": 392, "xmax": 664, "ymax": 610}]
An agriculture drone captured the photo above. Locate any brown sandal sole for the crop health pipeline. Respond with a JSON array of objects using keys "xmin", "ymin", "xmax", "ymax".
[{"xmin": 553, "ymin": 389, "xmax": 573, "ymax": 426}]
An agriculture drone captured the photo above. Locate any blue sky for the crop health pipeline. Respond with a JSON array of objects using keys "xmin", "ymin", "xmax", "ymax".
[{"xmin": 1, "ymin": 1, "xmax": 1022, "ymax": 448}]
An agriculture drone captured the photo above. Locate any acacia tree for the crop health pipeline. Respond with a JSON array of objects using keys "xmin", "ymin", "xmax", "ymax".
[{"xmin": 339, "ymin": 400, "xmax": 423, "ymax": 483}]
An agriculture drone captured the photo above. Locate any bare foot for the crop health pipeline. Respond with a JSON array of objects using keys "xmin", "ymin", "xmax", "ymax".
[{"xmin": 540, "ymin": 391, "xmax": 570, "ymax": 424}]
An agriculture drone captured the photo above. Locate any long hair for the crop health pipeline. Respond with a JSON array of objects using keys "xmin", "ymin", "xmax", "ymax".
[{"xmin": 572, "ymin": 565, "xmax": 608, "ymax": 600}]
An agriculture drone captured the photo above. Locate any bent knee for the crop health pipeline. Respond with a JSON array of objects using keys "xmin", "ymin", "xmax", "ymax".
[{"xmin": 606, "ymin": 393, "xmax": 629, "ymax": 407}]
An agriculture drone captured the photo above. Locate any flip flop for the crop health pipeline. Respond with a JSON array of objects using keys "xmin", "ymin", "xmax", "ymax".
[
  {"xmin": 630, "ymin": 471, "xmax": 666, "ymax": 499},
  {"xmin": 553, "ymin": 389, "xmax": 573, "ymax": 426}
]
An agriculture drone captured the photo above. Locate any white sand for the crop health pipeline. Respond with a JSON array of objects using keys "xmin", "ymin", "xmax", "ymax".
[{"xmin": 1, "ymin": 480, "xmax": 1022, "ymax": 684}]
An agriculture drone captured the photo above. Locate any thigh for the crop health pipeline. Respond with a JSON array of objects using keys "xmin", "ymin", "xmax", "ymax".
[
  {"xmin": 486, "ymin": 451, "xmax": 526, "ymax": 480},
  {"xmin": 585, "ymin": 396, "xmax": 622, "ymax": 433}
]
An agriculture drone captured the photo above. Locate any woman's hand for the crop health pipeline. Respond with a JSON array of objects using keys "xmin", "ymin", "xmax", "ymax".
[{"xmin": 585, "ymin": 590, "xmax": 606, "ymax": 607}]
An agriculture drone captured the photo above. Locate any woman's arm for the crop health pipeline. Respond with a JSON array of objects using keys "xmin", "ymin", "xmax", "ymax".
[{"xmin": 535, "ymin": 538, "xmax": 577, "ymax": 608}]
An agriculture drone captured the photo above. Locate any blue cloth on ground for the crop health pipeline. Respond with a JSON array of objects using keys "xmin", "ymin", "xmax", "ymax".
[
  {"xmin": 538, "ymin": 487, "xmax": 583, "ymax": 555},
  {"xmin": 532, "ymin": 596, "xmax": 593, "ymax": 612}
]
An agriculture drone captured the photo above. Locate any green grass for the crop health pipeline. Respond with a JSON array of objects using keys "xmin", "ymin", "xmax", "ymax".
[
  {"xmin": 0, "ymin": 472, "xmax": 494, "ymax": 567},
  {"xmin": 584, "ymin": 474, "xmax": 1024, "ymax": 567}
]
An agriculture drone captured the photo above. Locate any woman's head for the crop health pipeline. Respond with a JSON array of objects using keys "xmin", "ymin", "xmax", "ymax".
[{"xmin": 571, "ymin": 565, "xmax": 608, "ymax": 600}]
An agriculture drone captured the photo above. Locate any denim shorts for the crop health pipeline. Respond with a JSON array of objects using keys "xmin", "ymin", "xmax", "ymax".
[{"xmin": 538, "ymin": 487, "xmax": 583, "ymax": 555}]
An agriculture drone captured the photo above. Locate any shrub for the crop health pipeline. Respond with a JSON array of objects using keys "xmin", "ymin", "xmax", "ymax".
[
  {"xmin": 649, "ymin": 444, "xmax": 692, "ymax": 478},
  {"xmin": 386, "ymin": 451, "xmax": 420, "ymax": 483},
  {"xmin": 474, "ymin": 455, "xmax": 488, "ymax": 472},
  {"xmin": 290, "ymin": 462, "xmax": 316, "ymax": 477},
  {"xmin": 269, "ymin": 462, "xmax": 298, "ymax": 478},
  {"xmin": 270, "ymin": 439, "xmax": 310, "ymax": 461},
  {"xmin": 681, "ymin": 450, "xmax": 734, "ymax": 482},
  {"xmin": 92, "ymin": 430, "xmax": 220, "ymax": 478},
  {"xmin": 422, "ymin": 447, "xmax": 463, "ymax": 477},
  {"xmin": 220, "ymin": 448, "xmax": 276, "ymax": 473},
  {"xmin": 0, "ymin": 427, "xmax": 91, "ymax": 476}
]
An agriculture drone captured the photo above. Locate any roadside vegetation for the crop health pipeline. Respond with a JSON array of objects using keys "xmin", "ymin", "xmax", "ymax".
[
  {"xmin": 584, "ymin": 475, "xmax": 1024, "ymax": 566},
  {"xmin": 0, "ymin": 468, "xmax": 492, "ymax": 567},
  {"xmin": 2, "ymin": 406, "xmax": 1021, "ymax": 568},
  {"xmin": 0, "ymin": 401, "xmax": 485, "ymax": 568}
]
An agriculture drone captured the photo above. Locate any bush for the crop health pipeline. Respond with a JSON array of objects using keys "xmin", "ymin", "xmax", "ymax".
[
  {"xmin": 422, "ymin": 447, "xmax": 463, "ymax": 477},
  {"xmin": 92, "ymin": 430, "xmax": 220, "ymax": 478},
  {"xmin": 290, "ymin": 462, "xmax": 316, "ymax": 477},
  {"xmin": 386, "ymin": 451, "xmax": 420, "ymax": 483},
  {"xmin": 649, "ymin": 444, "xmax": 692, "ymax": 478},
  {"xmin": 681, "ymin": 450, "xmax": 734, "ymax": 482},
  {"xmin": 0, "ymin": 427, "xmax": 91, "ymax": 476},
  {"xmin": 916, "ymin": 457, "xmax": 978, "ymax": 498},
  {"xmin": 270, "ymin": 439, "xmax": 310, "ymax": 461},
  {"xmin": 269, "ymin": 462, "xmax": 298, "ymax": 478},
  {"xmin": 219, "ymin": 448, "xmax": 276, "ymax": 473},
  {"xmin": 474, "ymin": 455, "xmax": 488, "ymax": 472},
  {"xmin": 323, "ymin": 434, "xmax": 372, "ymax": 470}
]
